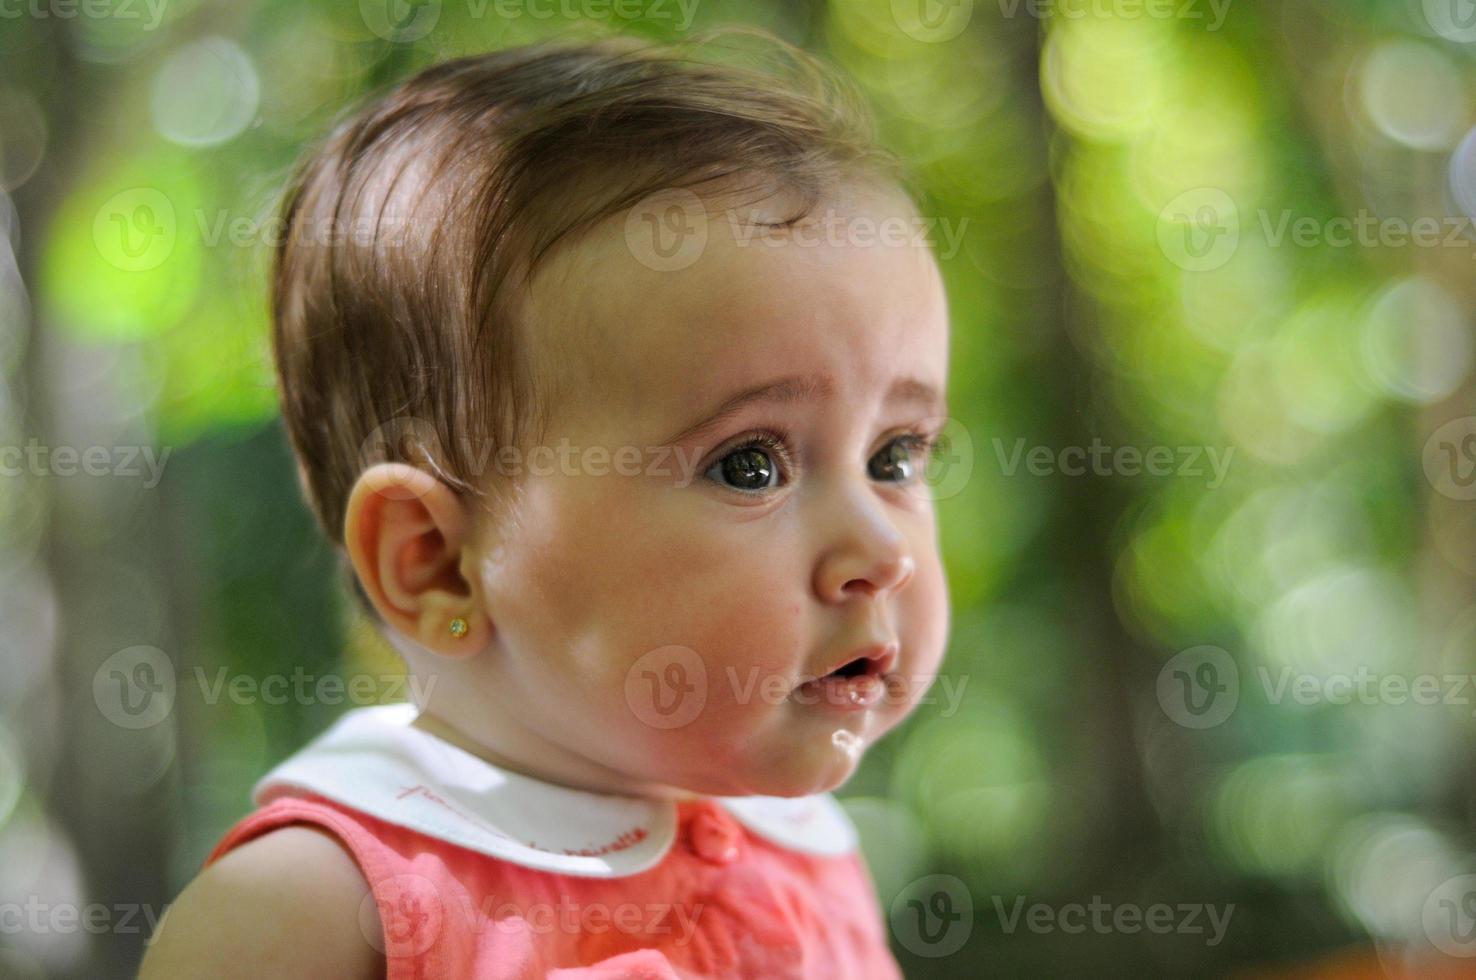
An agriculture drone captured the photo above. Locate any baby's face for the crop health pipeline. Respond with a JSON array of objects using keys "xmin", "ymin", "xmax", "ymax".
[{"xmin": 469, "ymin": 181, "xmax": 951, "ymax": 798}]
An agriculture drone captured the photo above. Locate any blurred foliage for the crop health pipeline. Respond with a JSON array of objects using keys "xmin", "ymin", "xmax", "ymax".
[{"xmin": 3, "ymin": 0, "xmax": 1476, "ymax": 977}]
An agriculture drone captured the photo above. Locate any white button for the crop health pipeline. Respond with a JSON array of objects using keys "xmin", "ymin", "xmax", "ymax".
[{"xmin": 688, "ymin": 806, "xmax": 741, "ymax": 865}]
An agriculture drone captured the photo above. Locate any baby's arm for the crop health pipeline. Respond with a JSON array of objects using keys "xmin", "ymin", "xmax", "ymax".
[{"xmin": 137, "ymin": 826, "xmax": 385, "ymax": 979}]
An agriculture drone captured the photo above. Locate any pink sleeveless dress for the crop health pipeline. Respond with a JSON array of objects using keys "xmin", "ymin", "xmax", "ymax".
[{"xmin": 203, "ymin": 703, "xmax": 903, "ymax": 979}]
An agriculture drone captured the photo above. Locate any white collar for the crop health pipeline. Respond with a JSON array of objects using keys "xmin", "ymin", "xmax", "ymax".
[{"xmin": 251, "ymin": 702, "xmax": 858, "ymax": 878}]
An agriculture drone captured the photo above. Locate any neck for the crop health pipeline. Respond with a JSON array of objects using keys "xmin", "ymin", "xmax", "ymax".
[{"xmin": 409, "ymin": 705, "xmax": 702, "ymax": 803}]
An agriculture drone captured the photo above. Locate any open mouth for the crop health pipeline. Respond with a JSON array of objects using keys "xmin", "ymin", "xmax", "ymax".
[
  {"xmin": 822, "ymin": 644, "xmax": 897, "ymax": 681},
  {"xmin": 802, "ymin": 643, "xmax": 891, "ymax": 687},
  {"xmin": 796, "ymin": 645, "xmax": 898, "ymax": 709},
  {"xmin": 829, "ymin": 656, "xmax": 875, "ymax": 679}
]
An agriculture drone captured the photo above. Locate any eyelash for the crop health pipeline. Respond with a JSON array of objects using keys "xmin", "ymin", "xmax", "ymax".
[{"xmin": 704, "ymin": 426, "xmax": 942, "ymax": 496}]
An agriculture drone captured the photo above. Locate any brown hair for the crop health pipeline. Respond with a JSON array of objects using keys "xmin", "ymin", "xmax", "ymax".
[{"xmin": 268, "ymin": 26, "xmax": 910, "ymax": 618}]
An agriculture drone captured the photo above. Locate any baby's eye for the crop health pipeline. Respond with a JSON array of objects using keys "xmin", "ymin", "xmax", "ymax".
[
  {"xmin": 869, "ymin": 433, "xmax": 938, "ymax": 484},
  {"xmin": 705, "ymin": 433, "xmax": 788, "ymax": 493}
]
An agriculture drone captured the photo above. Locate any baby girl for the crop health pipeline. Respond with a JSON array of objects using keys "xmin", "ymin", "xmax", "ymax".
[{"xmin": 141, "ymin": 27, "xmax": 952, "ymax": 979}]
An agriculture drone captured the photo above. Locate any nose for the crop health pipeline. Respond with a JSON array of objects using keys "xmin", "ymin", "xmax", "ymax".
[{"xmin": 813, "ymin": 493, "xmax": 917, "ymax": 604}]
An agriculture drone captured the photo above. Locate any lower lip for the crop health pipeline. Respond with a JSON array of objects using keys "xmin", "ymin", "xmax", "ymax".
[{"xmin": 795, "ymin": 672, "xmax": 889, "ymax": 711}]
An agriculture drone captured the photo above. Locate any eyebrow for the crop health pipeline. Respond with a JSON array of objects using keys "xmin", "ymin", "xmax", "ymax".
[{"xmin": 662, "ymin": 372, "xmax": 947, "ymax": 447}]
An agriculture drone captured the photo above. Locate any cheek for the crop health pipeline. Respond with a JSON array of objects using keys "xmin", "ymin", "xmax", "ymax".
[
  {"xmin": 686, "ymin": 583, "xmax": 806, "ymax": 691},
  {"xmin": 593, "ymin": 567, "xmax": 807, "ymax": 734},
  {"xmin": 900, "ymin": 551, "xmax": 950, "ymax": 684},
  {"xmin": 513, "ymin": 480, "xmax": 808, "ymax": 685},
  {"xmin": 602, "ymin": 553, "xmax": 810, "ymax": 747}
]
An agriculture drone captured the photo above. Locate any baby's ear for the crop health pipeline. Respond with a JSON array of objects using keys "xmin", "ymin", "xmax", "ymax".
[{"xmin": 342, "ymin": 463, "xmax": 487, "ymax": 658}]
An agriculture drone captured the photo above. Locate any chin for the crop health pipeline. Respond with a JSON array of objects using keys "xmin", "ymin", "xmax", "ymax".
[
  {"xmin": 731, "ymin": 746, "xmax": 862, "ymax": 799},
  {"xmin": 675, "ymin": 717, "xmax": 878, "ymax": 798}
]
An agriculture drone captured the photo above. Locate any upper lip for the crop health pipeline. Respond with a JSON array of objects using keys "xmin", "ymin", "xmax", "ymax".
[{"xmin": 809, "ymin": 641, "xmax": 900, "ymax": 682}]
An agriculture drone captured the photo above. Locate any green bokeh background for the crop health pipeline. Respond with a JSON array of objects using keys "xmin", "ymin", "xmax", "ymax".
[{"xmin": 4, "ymin": 0, "xmax": 1476, "ymax": 976}]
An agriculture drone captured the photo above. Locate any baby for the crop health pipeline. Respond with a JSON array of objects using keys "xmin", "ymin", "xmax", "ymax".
[{"xmin": 141, "ymin": 27, "xmax": 952, "ymax": 980}]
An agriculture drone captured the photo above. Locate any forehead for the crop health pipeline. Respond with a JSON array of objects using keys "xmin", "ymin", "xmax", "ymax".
[{"xmin": 524, "ymin": 182, "xmax": 950, "ymax": 430}]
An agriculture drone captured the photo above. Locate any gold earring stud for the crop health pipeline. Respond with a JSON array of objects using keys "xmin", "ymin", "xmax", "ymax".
[{"xmin": 448, "ymin": 617, "xmax": 468, "ymax": 638}]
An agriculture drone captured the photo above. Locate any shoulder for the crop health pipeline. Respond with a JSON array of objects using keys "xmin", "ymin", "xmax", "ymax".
[{"xmin": 138, "ymin": 825, "xmax": 385, "ymax": 980}]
